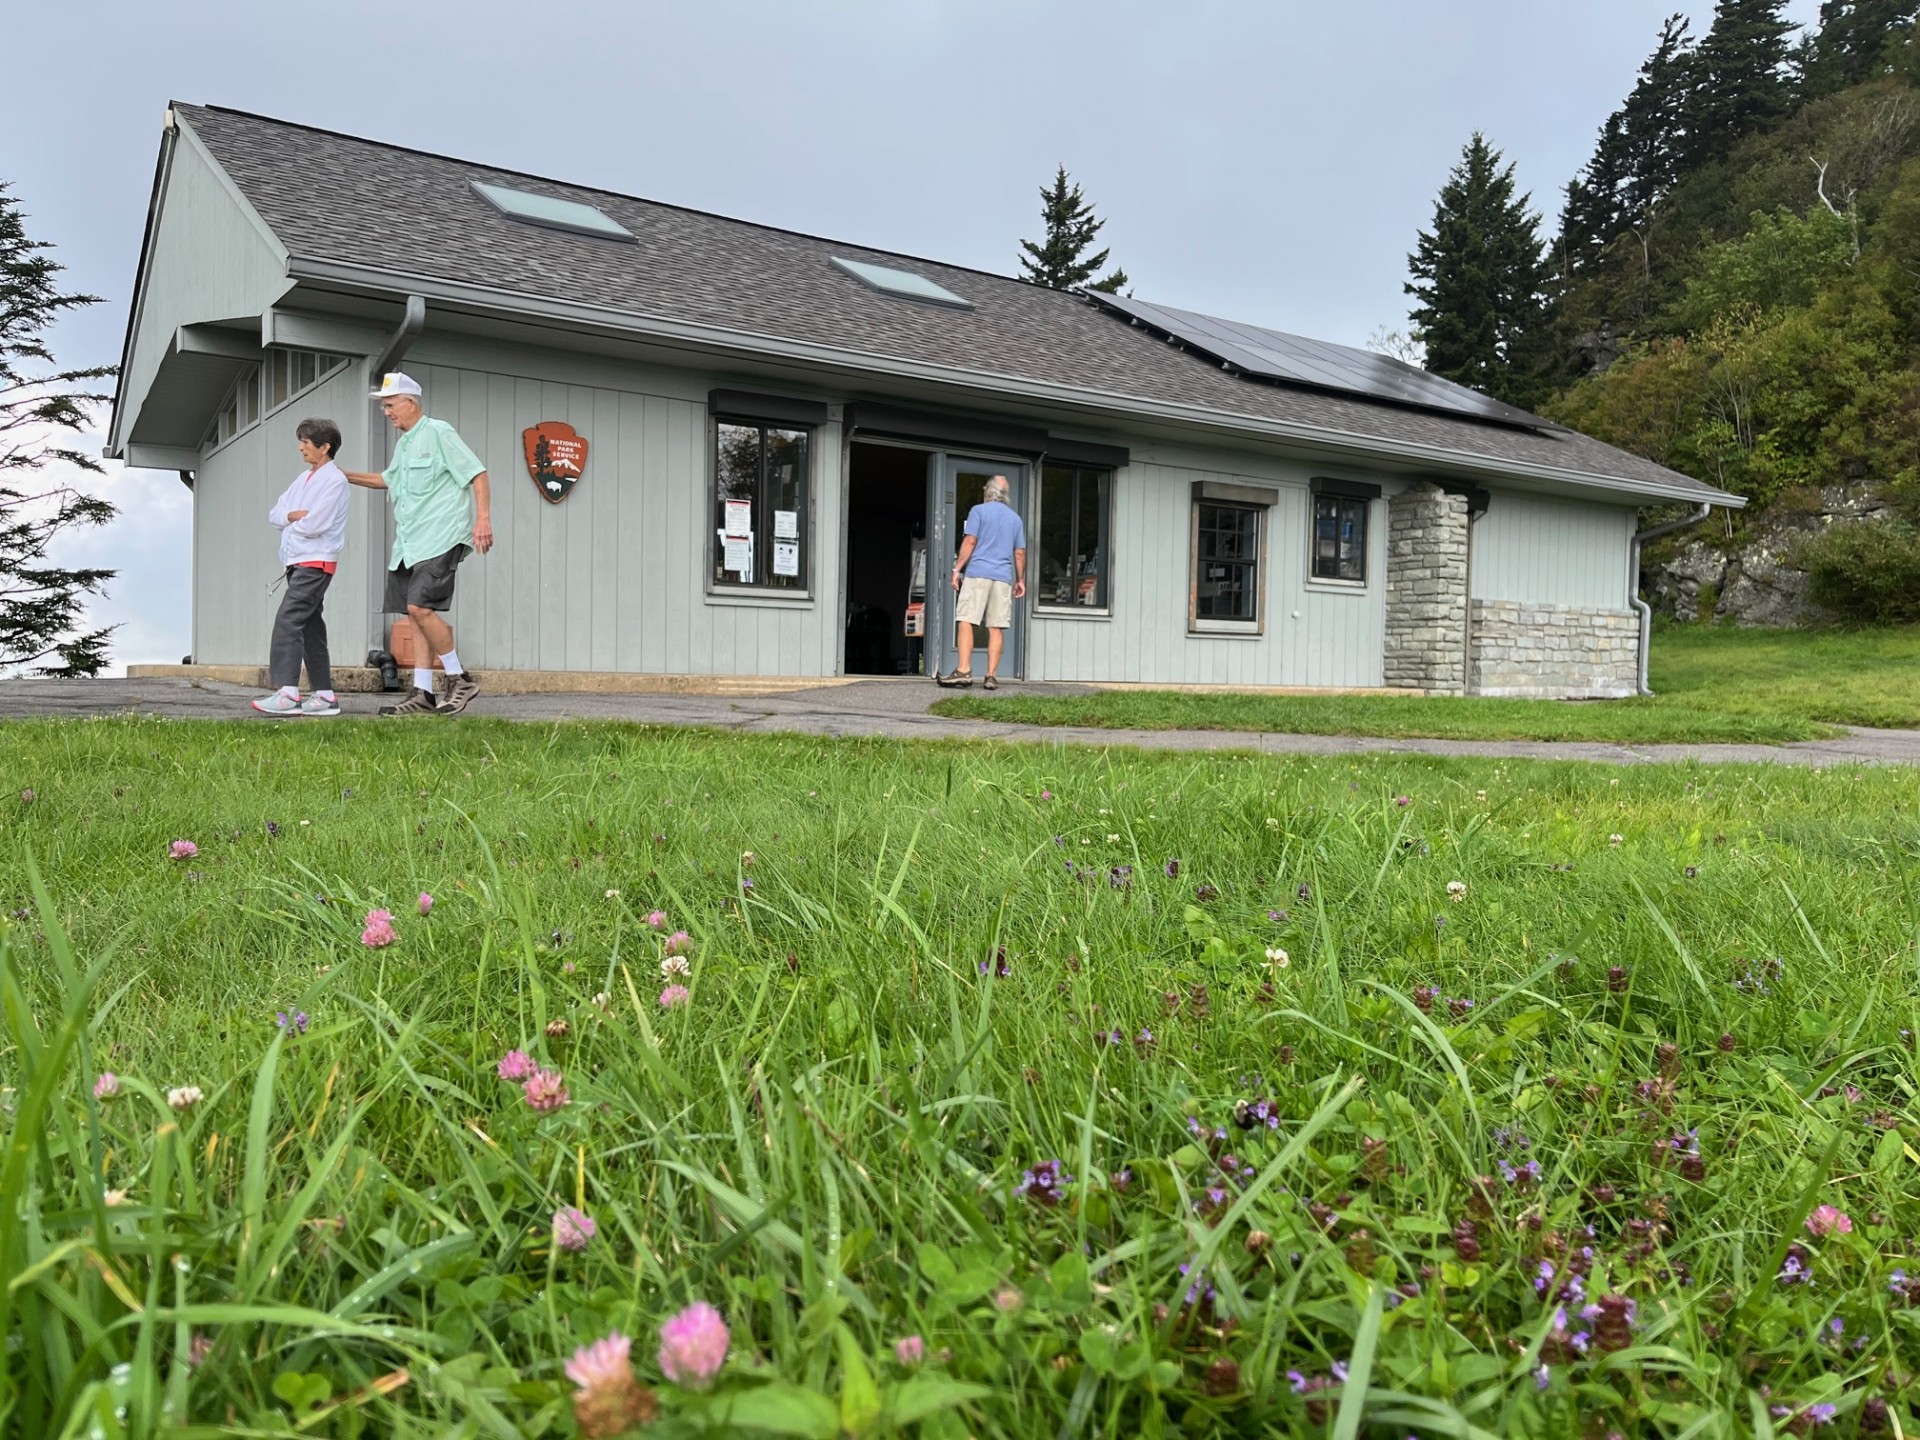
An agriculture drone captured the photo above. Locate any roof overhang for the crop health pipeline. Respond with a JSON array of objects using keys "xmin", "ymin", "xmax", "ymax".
[{"xmin": 284, "ymin": 254, "xmax": 1745, "ymax": 510}]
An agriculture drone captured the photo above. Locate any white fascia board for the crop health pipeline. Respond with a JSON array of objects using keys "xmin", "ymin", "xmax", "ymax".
[{"xmin": 284, "ymin": 255, "xmax": 1745, "ymax": 510}]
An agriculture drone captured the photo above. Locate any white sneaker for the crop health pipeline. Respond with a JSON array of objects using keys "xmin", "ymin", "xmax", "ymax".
[
  {"xmin": 250, "ymin": 692, "xmax": 304, "ymax": 717},
  {"xmin": 300, "ymin": 694, "xmax": 341, "ymax": 716}
]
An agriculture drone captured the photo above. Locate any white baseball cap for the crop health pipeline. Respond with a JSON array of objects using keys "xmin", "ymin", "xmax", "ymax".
[{"xmin": 370, "ymin": 371, "xmax": 423, "ymax": 399}]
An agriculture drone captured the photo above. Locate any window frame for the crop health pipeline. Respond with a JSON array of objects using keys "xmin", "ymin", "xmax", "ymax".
[
  {"xmin": 1188, "ymin": 483, "xmax": 1273, "ymax": 636},
  {"xmin": 1308, "ymin": 494, "xmax": 1371, "ymax": 587},
  {"xmin": 1033, "ymin": 461, "xmax": 1115, "ymax": 617},
  {"xmin": 708, "ymin": 413, "xmax": 816, "ymax": 598},
  {"xmin": 200, "ymin": 350, "xmax": 349, "ymax": 457}
]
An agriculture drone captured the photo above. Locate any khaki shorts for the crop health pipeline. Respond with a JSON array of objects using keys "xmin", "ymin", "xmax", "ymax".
[{"xmin": 955, "ymin": 576, "xmax": 1014, "ymax": 628}]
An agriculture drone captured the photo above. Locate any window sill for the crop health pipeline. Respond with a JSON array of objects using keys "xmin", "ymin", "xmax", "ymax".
[
  {"xmin": 1188, "ymin": 620, "xmax": 1264, "ymax": 639},
  {"xmin": 1033, "ymin": 605, "xmax": 1111, "ymax": 621},
  {"xmin": 1305, "ymin": 577, "xmax": 1369, "ymax": 593},
  {"xmin": 705, "ymin": 587, "xmax": 813, "ymax": 607}
]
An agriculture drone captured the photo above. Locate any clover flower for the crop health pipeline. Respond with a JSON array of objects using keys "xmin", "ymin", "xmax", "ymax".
[
  {"xmin": 566, "ymin": 1332, "xmax": 658, "ymax": 1438},
  {"xmin": 553, "ymin": 1206, "xmax": 596, "ymax": 1251},
  {"xmin": 661, "ymin": 954, "xmax": 691, "ymax": 980},
  {"xmin": 417, "ymin": 892, "xmax": 434, "ymax": 916},
  {"xmin": 1806, "ymin": 1205, "xmax": 1852, "ymax": 1238},
  {"xmin": 93, "ymin": 1072, "xmax": 120, "ymax": 1100},
  {"xmin": 1264, "ymin": 947, "xmax": 1289, "ymax": 970},
  {"xmin": 1446, "ymin": 880, "xmax": 1467, "ymax": 902},
  {"xmin": 663, "ymin": 930, "xmax": 691, "ymax": 956},
  {"xmin": 167, "ymin": 1085, "xmax": 203, "ymax": 1111},
  {"xmin": 894, "ymin": 1335, "xmax": 924, "ymax": 1366},
  {"xmin": 659, "ymin": 984, "xmax": 690, "ymax": 1009},
  {"xmin": 646, "ymin": 909, "xmax": 668, "ymax": 929},
  {"xmin": 497, "ymin": 1049, "xmax": 535, "ymax": 1081},
  {"xmin": 522, "ymin": 1068, "xmax": 570, "ymax": 1112},
  {"xmin": 658, "ymin": 1302, "xmax": 729, "ymax": 1389},
  {"xmin": 168, "ymin": 839, "xmax": 198, "ymax": 859},
  {"xmin": 360, "ymin": 909, "xmax": 395, "ymax": 948}
]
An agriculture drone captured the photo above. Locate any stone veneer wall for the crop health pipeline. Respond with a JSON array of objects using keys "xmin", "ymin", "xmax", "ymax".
[
  {"xmin": 1469, "ymin": 600, "xmax": 1640, "ymax": 698},
  {"xmin": 1383, "ymin": 483, "xmax": 1470, "ymax": 693}
]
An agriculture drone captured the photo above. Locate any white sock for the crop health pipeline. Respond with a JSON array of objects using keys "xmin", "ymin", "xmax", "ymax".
[
  {"xmin": 316, "ymin": 690, "xmax": 336, "ymax": 701},
  {"xmin": 413, "ymin": 667, "xmax": 435, "ymax": 692},
  {"xmin": 279, "ymin": 685, "xmax": 300, "ymax": 700},
  {"xmin": 439, "ymin": 650, "xmax": 464, "ymax": 676}
]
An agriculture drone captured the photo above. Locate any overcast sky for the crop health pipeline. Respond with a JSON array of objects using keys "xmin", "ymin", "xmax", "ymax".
[{"xmin": 4, "ymin": 0, "xmax": 1819, "ymax": 673}]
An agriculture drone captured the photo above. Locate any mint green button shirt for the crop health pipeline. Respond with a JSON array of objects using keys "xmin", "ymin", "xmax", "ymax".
[{"xmin": 383, "ymin": 417, "xmax": 486, "ymax": 568}]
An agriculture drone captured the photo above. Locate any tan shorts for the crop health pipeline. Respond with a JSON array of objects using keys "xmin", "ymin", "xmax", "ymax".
[{"xmin": 955, "ymin": 576, "xmax": 1014, "ymax": 628}]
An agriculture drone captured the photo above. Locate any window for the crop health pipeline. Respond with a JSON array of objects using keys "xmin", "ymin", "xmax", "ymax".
[
  {"xmin": 829, "ymin": 256, "xmax": 973, "ymax": 309},
  {"xmin": 471, "ymin": 181, "xmax": 635, "ymax": 241},
  {"xmin": 1036, "ymin": 463, "xmax": 1111, "ymax": 610},
  {"xmin": 203, "ymin": 351, "xmax": 351, "ymax": 454},
  {"xmin": 1188, "ymin": 481, "xmax": 1275, "ymax": 632},
  {"xmin": 1311, "ymin": 495, "xmax": 1369, "ymax": 582},
  {"xmin": 713, "ymin": 419, "xmax": 810, "ymax": 590}
]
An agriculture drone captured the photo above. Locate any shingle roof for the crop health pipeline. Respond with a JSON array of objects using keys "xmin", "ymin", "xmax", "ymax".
[{"xmin": 174, "ymin": 103, "xmax": 1737, "ymax": 505}]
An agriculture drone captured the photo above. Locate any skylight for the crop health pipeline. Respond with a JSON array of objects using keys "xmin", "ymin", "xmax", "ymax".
[
  {"xmin": 830, "ymin": 257, "xmax": 972, "ymax": 309},
  {"xmin": 471, "ymin": 181, "xmax": 634, "ymax": 242}
]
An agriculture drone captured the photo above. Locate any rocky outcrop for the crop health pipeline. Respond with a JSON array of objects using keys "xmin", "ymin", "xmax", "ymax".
[{"xmin": 1646, "ymin": 483, "xmax": 1896, "ymax": 627}]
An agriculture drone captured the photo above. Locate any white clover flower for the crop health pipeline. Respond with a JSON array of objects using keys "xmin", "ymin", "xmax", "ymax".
[
  {"xmin": 1609, "ymin": 834, "xmax": 1624, "ymax": 848},
  {"xmin": 1447, "ymin": 881, "xmax": 1467, "ymax": 903},
  {"xmin": 167, "ymin": 1085, "xmax": 203, "ymax": 1111},
  {"xmin": 1264, "ymin": 947, "xmax": 1289, "ymax": 969},
  {"xmin": 103, "ymin": 1188, "xmax": 130, "ymax": 1207},
  {"xmin": 661, "ymin": 954, "xmax": 691, "ymax": 980},
  {"xmin": 604, "ymin": 888, "xmax": 621, "ymax": 899},
  {"xmin": 1107, "ymin": 833, "xmax": 1121, "ymax": 843}
]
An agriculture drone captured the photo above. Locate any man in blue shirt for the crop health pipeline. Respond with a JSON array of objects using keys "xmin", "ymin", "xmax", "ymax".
[{"xmin": 937, "ymin": 475, "xmax": 1026, "ymax": 690}]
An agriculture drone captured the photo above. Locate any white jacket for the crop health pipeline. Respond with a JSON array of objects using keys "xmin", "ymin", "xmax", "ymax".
[{"xmin": 269, "ymin": 461, "xmax": 350, "ymax": 567}]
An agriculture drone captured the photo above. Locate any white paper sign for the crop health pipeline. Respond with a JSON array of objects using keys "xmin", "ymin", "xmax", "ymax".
[
  {"xmin": 724, "ymin": 500, "xmax": 752, "ymax": 538},
  {"xmin": 773, "ymin": 509, "xmax": 799, "ymax": 539},
  {"xmin": 723, "ymin": 536, "xmax": 753, "ymax": 576},
  {"xmin": 772, "ymin": 541, "xmax": 799, "ymax": 577}
]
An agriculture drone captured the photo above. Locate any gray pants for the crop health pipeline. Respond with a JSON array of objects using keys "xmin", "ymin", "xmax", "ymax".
[{"xmin": 269, "ymin": 565, "xmax": 333, "ymax": 691}]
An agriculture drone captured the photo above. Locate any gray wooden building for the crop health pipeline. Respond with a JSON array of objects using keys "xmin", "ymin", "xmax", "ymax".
[{"xmin": 109, "ymin": 105, "xmax": 1742, "ymax": 697}]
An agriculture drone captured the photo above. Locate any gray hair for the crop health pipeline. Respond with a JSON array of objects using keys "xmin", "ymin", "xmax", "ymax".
[{"xmin": 984, "ymin": 475, "xmax": 1010, "ymax": 502}]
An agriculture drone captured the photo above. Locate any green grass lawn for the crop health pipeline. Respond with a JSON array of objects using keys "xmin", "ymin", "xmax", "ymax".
[
  {"xmin": 933, "ymin": 624, "xmax": 1920, "ymax": 743},
  {"xmin": 5, "ymin": 720, "xmax": 1920, "ymax": 1435}
]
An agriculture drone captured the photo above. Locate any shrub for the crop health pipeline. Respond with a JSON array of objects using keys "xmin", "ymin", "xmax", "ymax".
[{"xmin": 1795, "ymin": 518, "xmax": 1920, "ymax": 622}]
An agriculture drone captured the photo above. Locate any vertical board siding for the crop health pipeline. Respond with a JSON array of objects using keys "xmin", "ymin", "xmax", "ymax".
[
  {"xmin": 1029, "ymin": 460, "xmax": 1386, "ymax": 687},
  {"xmin": 313, "ymin": 354, "xmax": 839, "ymax": 676},
  {"xmin": 193, "ymin": 366, "xmax": 367, "ymax": 664},
  {"xmin": 1471, "ymin": 490, "xmax": 1635, "ymax": 610}
]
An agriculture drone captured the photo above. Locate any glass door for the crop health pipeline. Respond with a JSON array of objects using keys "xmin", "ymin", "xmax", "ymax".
[{"xmin": 927, "ymin": 456, "xmax": 1028, "ymax": 681}]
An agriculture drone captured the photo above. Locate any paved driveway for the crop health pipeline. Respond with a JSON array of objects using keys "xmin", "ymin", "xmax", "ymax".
[{"xmin": 4, "ymin": 675, "xmax": 1918, "ymax": 767}]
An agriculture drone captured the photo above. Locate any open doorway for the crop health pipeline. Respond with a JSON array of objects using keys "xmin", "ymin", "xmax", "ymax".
[{"xmin": 844, "ymin": 442, "xmax": 929, "ymax": 675}]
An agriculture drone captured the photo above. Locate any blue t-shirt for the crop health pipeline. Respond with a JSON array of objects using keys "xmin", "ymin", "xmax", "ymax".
[{"xmin": 962, "ymin": 500, "xmax": 1026, "ymax": 584}]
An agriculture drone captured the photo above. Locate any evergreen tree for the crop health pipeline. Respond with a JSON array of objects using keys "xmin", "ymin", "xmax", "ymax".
[
  {"xmin": 1619, "ymin": 14, "xmax": 1696, "ymax": 220},
  {"xmin": 1686, "ymin": 0, "xmax": 1799, "ymax": 168},
  {"xmin": 1018, "ymin": 166, "xmax": 1128, "ymax": 293},
  {"xmin": 1801, "ymin": 0, "xmax": 1920, "ymax": 95},
  {"xmin": 1, "ymin": 181, "xmax": 117, "ymax": 676},
  {"xmin": 1558, "ymin": 114, "xmax": 1632, "ymax": 274},
  {"xmin": 1405, "ymin": 134, "xmax": 1553, "ymax": 407}
]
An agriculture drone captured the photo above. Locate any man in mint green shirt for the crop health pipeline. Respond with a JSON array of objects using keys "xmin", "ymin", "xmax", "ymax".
[{"xmin": 344, "ymin": 372, "xmax": 494, "ymax": 716}]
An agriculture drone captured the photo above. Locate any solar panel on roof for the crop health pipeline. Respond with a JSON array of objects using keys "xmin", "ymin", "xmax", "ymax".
[
  {"xmin": 830, "ymin": 257, "xmax": 973, "ymax": 309},
  {"xmin": 1086, "ymin": 292, "xmax": 1547, "ymax": 430},
  {"xmin": 470, "ymin": 181, "xmax": 634, "ymax": 242}
]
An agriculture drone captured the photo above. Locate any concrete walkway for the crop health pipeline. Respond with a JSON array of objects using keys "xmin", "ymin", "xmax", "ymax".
[{"xmin": 5, "ymin": 675, "xmax": 1919, "ymax": 768}]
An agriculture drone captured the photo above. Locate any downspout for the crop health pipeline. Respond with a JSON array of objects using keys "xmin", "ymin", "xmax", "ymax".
[
  {"xmin": 366, "ymin": 297, "xmax": 427, "ymax": 656},
  {"xmin": 1630, "ymin": 503, "xmax": 1711, "ymax": 696}
]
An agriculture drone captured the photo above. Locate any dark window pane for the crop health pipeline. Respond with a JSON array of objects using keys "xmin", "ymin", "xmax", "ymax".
[
  {"xmin": 714, "ymin": 421, "xmax": 810, "ymax": 589},
  {"xmin": 1312, "ymin": 496, "xmax": 1368, "ymax": 582},
  {"xmin": 1075, "ymin": 467, "xmax": 1107, "ymax": 608},
  {"xmin": 764, "ymin": 428, "xmax": 807, "ymax": 589},
  {"xmin": 715, "ymin": 423, "xmax": 761, "ymax": 585},
  {"xmin": 1037, "ymin": 466, "xmax": 1077, "ymax": 606}
]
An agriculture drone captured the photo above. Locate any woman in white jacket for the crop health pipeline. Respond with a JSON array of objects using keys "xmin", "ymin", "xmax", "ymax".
[{"xmin": 252, "ymin": 419, "xmax": 350, "ymax": 716}]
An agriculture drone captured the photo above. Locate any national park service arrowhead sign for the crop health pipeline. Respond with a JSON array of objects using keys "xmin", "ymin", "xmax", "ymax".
[{"xmin": 523, "ymin": 421, "xmax": 588, "ymax": 504}]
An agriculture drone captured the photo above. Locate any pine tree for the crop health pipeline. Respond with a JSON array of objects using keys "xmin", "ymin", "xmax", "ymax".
[
  {"xmin": 1, "ymin": 181, "xmax": 117, "ymax": 676},
  {"xmin": 1686, "ymin": 0, "xmax": 1799, "ymax": 168},
  {"xmin": 1801, "ymin": 0, "xmax": 1920, "ymax": 95},
  {"xmin": 1559, "ymin": 114, "xmax": 1632, "ymax": 274},
  {"xmin": 1018, "ymin": 166, "xmax": 1128, "ymax": 293},
  {"xmin": 1405, "ymin": 134, "xmax": 1553, "ymax": 407},
  {"xmin": 1619, "ymin": 14, "xmax": 1696, "ymax": 220}
]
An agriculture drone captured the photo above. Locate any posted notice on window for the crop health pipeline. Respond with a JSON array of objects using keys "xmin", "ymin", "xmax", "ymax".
[
  {"xmin": 772, "ymin": 541, "xmax": 799, "ymax": 577},
  {"xmin": 724, "ymin": 500, "xmax": 752, "ymax": 538},
  {"xmin": 723, "ymin": 535, "xmax": 753, "ymax": 577},
  {"xmin": 773, "ymin": 509, "xmax": 799, "ymax": 539}
]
